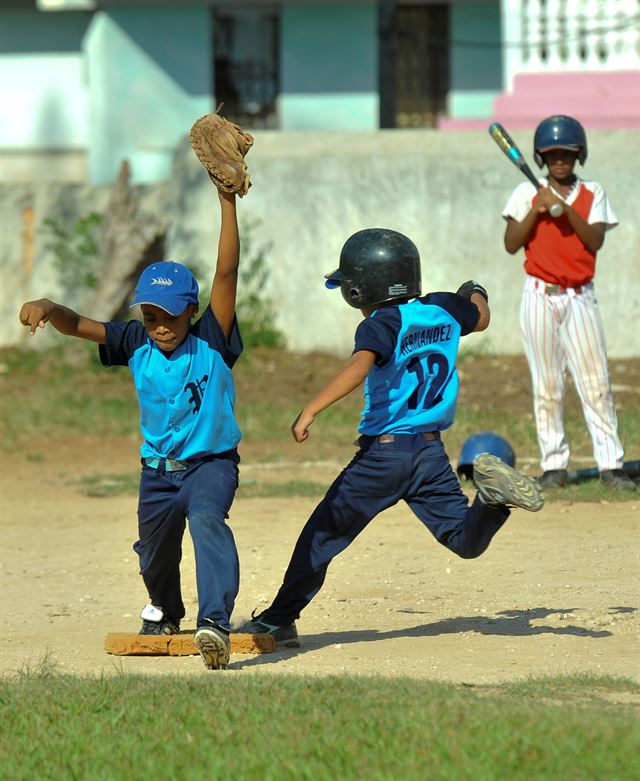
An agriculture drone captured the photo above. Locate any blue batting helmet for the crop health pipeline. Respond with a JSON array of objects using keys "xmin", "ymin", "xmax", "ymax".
[
  {"xmin": 534, "ymin": 115, "xmax": 588, "ymax": 168},
  {"xmin": 456, "ymin": 432, "xmax": 516, "ymax": 480}
]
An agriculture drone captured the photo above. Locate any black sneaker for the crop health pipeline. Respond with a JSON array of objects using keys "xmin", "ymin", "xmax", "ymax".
[
  {"xmin": 138, "ymin": 604, "xmax": 179, "ymax": 635},
  {"xmin": 194, "ymin": 618, "xmax": 230, "ymax": 670},
  {"xmin": 537, "ymin": 469, "xmax": 569, "ymax": 489},
  {"xmin": 599, "ymin": 469, "xmax": 636, "ymax": 492},
  {"xmin": 473, "ymin": 453, "xmax": 544, "ymax": 512},
  {"xmin": 244, "ymin": 611, "xmax": 301, "ymax": 648}
]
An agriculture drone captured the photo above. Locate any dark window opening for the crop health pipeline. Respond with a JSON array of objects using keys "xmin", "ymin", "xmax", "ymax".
[
  {"xmin": 213, "ymin": 5, "xmax": 280, "ymax": 129},
  {"xmin": 380, "ymin": 3, "xmax": 450, "ymax": 129},
  {"xmin": 396, "ymin": 5, "xmax": 450, "ymax": 128}
]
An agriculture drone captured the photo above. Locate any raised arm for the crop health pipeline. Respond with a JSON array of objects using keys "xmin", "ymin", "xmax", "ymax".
[
  {"xmin": 291, "ymin": 350, "xmax": 376, "ymax": 443},
  {"xmin": 210, "ymin": 190, "xmax": 240, "ymax": 338},
  {"xmin": 19, "ymin": 299, "xmax": 105, "ymax": 343}
]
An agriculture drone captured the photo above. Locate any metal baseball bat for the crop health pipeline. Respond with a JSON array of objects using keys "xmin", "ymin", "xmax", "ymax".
[
  {"xmin": 568, "ymin": 460, "xmax": 640, "ymax": 484},
  {"xmin": 489, "ymin": 122, "xmax": 563, "ymax": 218}
]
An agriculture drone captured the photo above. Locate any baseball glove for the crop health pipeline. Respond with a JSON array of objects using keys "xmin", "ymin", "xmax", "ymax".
[
  {"xmin": 189, "ymin": 108, "xmax": 254, "ymax": 196},
  {"xmin": 456, "ymin": 280, "xmax": 489, "ymax": 303}
]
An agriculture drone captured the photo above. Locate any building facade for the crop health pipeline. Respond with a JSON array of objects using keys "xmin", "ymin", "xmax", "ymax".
[{"xmin": 1, "ymin": 0, "xmax": 638, "ymax": 184}]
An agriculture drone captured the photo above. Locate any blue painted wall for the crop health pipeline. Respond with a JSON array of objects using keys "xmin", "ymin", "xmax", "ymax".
[
  {"xmin": 280, "ymin": 4, "xmax": 378, "ymax": 130},
  {"xmin": 0, "ymin": 10, "xmax": 91, "ymax": 150},
  {"xmin": 0, "ymin": 9, "xmax": 91, "ymax": 53},
  {"xmin": 84, "ymin": 6, "xmax": 212, "ymax": 184},
  {"xmin": 449, "ymin": 2, "xmax": 502, "ymax": 118}
]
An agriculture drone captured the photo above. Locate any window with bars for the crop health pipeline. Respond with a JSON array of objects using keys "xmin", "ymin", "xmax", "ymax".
[
  {"xmin": 395, "ymin": 5, "xmax": 450, "ymax": 128},
  {"xmin": 212, "ymin": 5, "xmax": 280, "ymax": 128}
]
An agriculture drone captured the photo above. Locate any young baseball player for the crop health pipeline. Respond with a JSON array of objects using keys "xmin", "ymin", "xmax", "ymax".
[
  {"xmin": 502, "ymin": 115, "xmax": 635, "ymax": 492},
  {"xmin": 246, "ymin": 228, "xmax": 544, "ymax": 647},
  {"xmin": 19, "ymin": 190, "xmax": 244, "ymax": 669}
]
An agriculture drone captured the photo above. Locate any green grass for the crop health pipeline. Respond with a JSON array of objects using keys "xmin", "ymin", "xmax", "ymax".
[
  {"xmin": 2, "ymin": 346, "xmax": 638, "ymax": 501},
  {"xmin": 77, "ymin": 473, "xmax": 327, "ymax": 499},
  {"xmin": 1, "ymin": 668, "xmax": 637, "ymax": 781},
  {"xmin": 76, "ymin": 470, "xmax": 639, "ymax": 503}
]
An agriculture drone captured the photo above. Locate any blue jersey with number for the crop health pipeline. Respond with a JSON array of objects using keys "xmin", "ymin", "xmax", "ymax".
[
  {"xmin": 353, "ymin": 294, "xmax": 479, "ymax": 434},
  {"xmin": 99, "ymin": 306, "xmax": 242, "ymax": 459}
]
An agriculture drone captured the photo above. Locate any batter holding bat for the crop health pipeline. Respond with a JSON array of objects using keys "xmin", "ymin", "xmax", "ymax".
[{"xmin": 501, "ymin": 115, "xmax": 635, "ymax": 492}]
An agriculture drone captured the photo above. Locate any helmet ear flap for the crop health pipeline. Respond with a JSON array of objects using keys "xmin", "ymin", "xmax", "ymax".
[
  {"xmin": 342, "ymin": 285, "xmax": 364, "ymax": 307},
  {"xmin": 534, "ymin": 150, "xmax": 544, "ymax": 168}
]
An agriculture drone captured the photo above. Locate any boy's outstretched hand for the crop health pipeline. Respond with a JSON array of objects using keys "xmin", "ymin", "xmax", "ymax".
[
  {"xmin": 291, "ymin": 410, "xmax": 315, "ymax": 443},
  {"xmin": 19, "ymin": 299, "xmax": 54, "ymax": 335}
]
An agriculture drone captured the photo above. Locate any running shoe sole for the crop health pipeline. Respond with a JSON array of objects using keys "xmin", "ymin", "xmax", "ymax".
[
  {"xmin": 474, "ymin": 453, "xmax": 544, "ymax": 512},
  {"xmin": 194, "ymin": 628, "xmax": 230, "ymax": 670}
]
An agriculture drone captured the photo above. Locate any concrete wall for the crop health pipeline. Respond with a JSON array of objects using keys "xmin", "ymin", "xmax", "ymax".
[{"xmin": 4, "ymin": 129, "xmax": 639, "ymax": 357}]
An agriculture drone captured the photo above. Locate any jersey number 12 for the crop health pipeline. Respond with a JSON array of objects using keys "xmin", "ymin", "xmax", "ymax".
[{"xmin": 407, "ymin": 354, "xmax": 450, "ymax": 410}]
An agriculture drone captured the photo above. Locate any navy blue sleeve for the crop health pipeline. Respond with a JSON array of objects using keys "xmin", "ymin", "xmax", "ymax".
[
  {"xmin": 99, "ymin": 320, "xmax": 147, "ymax": 367},
  {"xmin": 353, "ymin": 307, "xmax": 401, "ymax": 366},
  {"xmin": 425, "ymin": 292, "xmax": 480, "ymax": 336},
  {"xmin": 191, "ymin": 305, "xmax": 243, "ymax": 369}
]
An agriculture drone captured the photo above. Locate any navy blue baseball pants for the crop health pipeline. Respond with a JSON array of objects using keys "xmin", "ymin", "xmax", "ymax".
[
  {"xmin": 263, "ymin": 434, "xmax": 510, "ymax": 626},
  {"xmin": 135, "ymin": 452, "xmax": 239, "ymax": 630}
]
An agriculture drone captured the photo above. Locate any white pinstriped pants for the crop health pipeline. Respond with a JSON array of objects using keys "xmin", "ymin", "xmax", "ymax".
[{"xmin": 520, "ymin": 275, "xmax": 624, "ymax": 472}]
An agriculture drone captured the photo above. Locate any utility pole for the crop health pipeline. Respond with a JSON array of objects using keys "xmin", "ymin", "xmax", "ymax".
[{"xmin": 378, "ymin": 0, "xmax": 397, "ymax": 128}]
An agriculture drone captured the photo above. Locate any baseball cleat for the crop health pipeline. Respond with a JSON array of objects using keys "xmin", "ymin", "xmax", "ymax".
[
  {"xmin": 599, "ymin": 469, "xmax": 636, "ymax": 492},
  {"xmin": 244, "ymin": 611, "xmax": 302, "ymax": 648},
  {"xmin": 138, "ymin": 604, "xmax": 180, "ymax": 635},
  {"xmin": 473, "ymin": 453, "xmax": 544, "ymax": 512},
  {"xmin": 194, "ymin": 619, "xmax": 230, "ymax": 670},
  {"xmin": 537, "ymin": 469, "xmax": 569, "ymax": 489}
]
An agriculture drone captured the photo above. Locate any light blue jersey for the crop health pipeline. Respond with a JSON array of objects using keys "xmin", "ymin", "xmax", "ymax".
[
  {"xmin": 100, "ymin": 306, "xmax": 242, "ymax": 459},
  {"xmin": 353, "ymin": 293, "xmax": 479, "ymax": 434}
]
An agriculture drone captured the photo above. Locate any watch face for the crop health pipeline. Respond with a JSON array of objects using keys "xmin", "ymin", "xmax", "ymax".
[{"xmin": 140, "ymin": 604, "xmax": 164, "ymax": 622}]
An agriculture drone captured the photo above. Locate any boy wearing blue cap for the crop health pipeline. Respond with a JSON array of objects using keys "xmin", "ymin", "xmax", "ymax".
[{"xmin": 19, "ymin": 190, "xmax": 243, "ymax": 670}]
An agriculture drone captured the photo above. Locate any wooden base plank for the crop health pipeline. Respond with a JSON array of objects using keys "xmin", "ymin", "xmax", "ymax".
[{"xmin": 105, "ymin": 632, "xmax": 275, "ymax": 656}]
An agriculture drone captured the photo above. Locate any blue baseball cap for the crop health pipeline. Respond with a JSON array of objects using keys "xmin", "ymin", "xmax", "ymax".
[{"xmin": 129, "ymin": 261, "xmax": 199, "ymax": 315}]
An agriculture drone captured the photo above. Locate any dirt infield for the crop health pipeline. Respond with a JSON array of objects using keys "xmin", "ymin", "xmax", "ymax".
[{"xmin": 1, "ymin": 442, "xmax": 638, "ymax": 684}]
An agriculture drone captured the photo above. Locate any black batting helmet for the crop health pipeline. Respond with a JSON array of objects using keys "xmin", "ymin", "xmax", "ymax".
[
  {"xmin": 325, "ymin": 228, "xmax": 421, "ymax": 309},
  {"xmin": 534, "ymin": 115, "xmax": 588, "ymax": 168}
]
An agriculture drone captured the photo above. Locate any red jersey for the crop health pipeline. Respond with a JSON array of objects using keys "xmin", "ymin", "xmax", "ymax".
[{"xmin": 502, "ymin": 178, "xmax": 618, "ymax": 287}]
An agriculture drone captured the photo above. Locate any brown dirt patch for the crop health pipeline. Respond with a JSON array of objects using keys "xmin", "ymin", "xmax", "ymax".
[{"xmin": 1, "ymin": 354, "xmax": 638, "ymax": 681}]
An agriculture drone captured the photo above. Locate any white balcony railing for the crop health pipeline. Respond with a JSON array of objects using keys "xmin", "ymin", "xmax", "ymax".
[{"xmin": 501, "ymin": 0, "xmax": 640, "ymax": 90}]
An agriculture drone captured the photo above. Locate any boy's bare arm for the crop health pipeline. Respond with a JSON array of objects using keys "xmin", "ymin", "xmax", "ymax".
[
  {"xmin": 291, "ymin": 350, "xmax": 376, "ymax": 443},
  {"xmin": 19, "ymin": 299, "xmax": 106, "ymax": 343},
  {"xmin": 504, "ymin": 187, "xmax": 564, "ymax": 253},
  {"xmin": 563, "ymin": 212, "xmax": 605, "ymax": 252},
  {"xmin": 210, "ymin": 190, "xmax": 240, "ymax": 338},
  {"xmin": 471, "ymin": 293, "xmax": 490, "ymax": 332}
]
